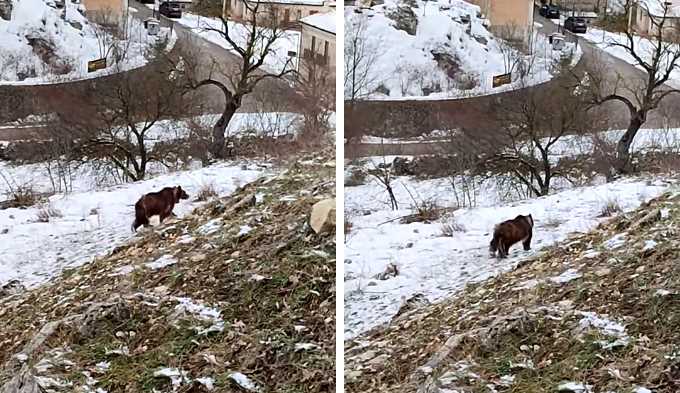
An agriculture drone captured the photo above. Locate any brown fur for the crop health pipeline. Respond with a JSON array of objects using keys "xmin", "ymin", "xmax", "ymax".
[
  {"xmin": 132, "ymin": 186, "xmax": 189, "ymax": 231},
  {"xmin": 489, "ymin": 214, "xmax": 534, "ymax": 259}
]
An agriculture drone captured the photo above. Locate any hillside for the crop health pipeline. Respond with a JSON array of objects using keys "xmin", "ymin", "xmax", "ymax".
[
  {"xmin": 0, "ymin": 151, "xmax": 336, "ymax": 392},
  {"xmin": 346, "ymin": 188, "xmax": 680, "ymax": 392},
  {"xmin": 345, "ymin": 0, "xmax": 580, "ymax": 100},
  {"xmin": 0, "ymin": 0, "xmax": 171, "ymax": 84}
]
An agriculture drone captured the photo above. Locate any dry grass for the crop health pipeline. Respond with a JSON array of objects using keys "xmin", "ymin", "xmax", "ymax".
[
  {"xmin": 36, "ymin": 203, "xmax": 62, "ymax": 222},
  {"xmin": 194, "ymin": 182, "xmax": 218, "ymax": 202},
  {"xmin": 599, "ymin": 198, "xmax": 622, "ymax": 217},
  {"xmin": 1, "ymin": 185, "xmax": 41, "ymax": 209},
  {"xmin": 346, "ymin": 191, "xmax": 680, "ymax": 393},
  {"xmin": 401, "ymin": 199, "xmax": 442, "ymax": 224},
  {"xmin": 0, "ymin": 150, "xmax": 336, "ymax": 392},
  {"xmin": 440, "ymin": 218, "xmax": 465, "ymax": 237}
]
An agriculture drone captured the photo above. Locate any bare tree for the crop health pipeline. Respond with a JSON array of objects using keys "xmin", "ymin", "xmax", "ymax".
[
  {"xmin": 295, "ymin": 48, "xmax": 335, "ymax": 142},
  {"xmin": 369, "ymin": 152, "xmax": 399, "ymax": 210},
  {"xmin": 345, "ymin": 12, "xmax": 380, "ymax": 143},
  {"xmin": 60, "ymin": 53, "xmax": 196, "ymax": 181},
  {"xmin": 344, "ymin": 13, "xmax": 379, "ymax": 103},
  {"xmin": 588, "ymin": 0, "xmax": 680, "ymax": 173},
  {"xmin": 480, "ymin": 71, "xmax": 598, "ymax": 197},
  {"xmin": 181, "ymin": 2, "xmax": 296, "ymax": 159}
]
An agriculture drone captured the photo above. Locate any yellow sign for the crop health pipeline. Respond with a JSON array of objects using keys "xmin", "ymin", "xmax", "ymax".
[
  {"xmin": 87, "ymin": 58, "xmax": 107, "ymax": 73},
  {"xmin": 492, "ymin": 72, "xmax": 512, "ymax": 88}
]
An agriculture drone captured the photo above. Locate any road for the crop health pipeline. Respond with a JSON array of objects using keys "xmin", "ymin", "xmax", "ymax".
[
  {"xmin": 0, "ymin": 5, "xmax": 299, "ymax": 142},
  {"xmin": 129, "ymin": 1, "xmax": 297, "ymax": 113}
]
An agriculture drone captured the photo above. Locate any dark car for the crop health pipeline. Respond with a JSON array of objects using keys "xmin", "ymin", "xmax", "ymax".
[
  {"xmin": 159, "ymin": 1, "xmax": 181, "ymax": 18},
  {"xmin": 564, "ymin": 16, "xmax": 587, "ymax": 33},
  {"xmin": 539, "ymin": 4, "xmax": 560, "ymax": 19}
]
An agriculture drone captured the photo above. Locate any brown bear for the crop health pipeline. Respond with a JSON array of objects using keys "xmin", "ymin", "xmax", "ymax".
[
  {"xmin": 489, "ymin": 214, "xmax": 534, "ymax": 259},
  {"xmin": 132, "ymin": 186, "xmax": 189, "ymax": 231}
]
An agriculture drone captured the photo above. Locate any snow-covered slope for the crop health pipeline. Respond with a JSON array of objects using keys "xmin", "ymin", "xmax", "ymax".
[
  {"xmin": 0, "ymin": 160, "xmax": 264, "ymax": 288},
  {"xmin": 344, "ymin": 172, "xmax": 671, "ymax": 338},
  {"xmin": 345, "ymin": 0, "xmax": 579, "ymax": 100},
  {"xmin": 0, "ymin": 0, "xmax": 171, "ymax": 84}
]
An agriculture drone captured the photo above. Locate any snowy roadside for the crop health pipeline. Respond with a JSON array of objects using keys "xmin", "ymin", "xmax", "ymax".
[
  {"xmin": 0, "ymin": 0, "xmax": 177, "ymax": 85},
  {"xmin": 346, "ymin": 0, "xmax": 581, "ymax": 101},
  {"xmin": 570, "ymin": 24, "xmax": 680, "ymax": 88},
  {"xmin": 144, "ymin": 7, "xmax": 300, "ymax": 74}
]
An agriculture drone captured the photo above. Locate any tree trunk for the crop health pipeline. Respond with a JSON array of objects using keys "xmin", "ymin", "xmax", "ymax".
[
  {"xmin": 616, "ymin": 115, "xmax": 644, "ymax": 174},
  {"xmin": 211, "ymin": 101, "xmax": 238, "ymax": 159}
]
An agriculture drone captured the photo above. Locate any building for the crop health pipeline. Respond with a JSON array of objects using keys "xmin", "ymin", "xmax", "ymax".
[
  {"xmin": 546, "ymin": 0, "xmax": 600, "ymax": 12},
  {"xmin": 225, "ymin": 0, "xmax": 334, "ymax": 26},
  {"xmin": 629, "ymin": 0, "xmax": 680, "ymax": 37},
  {"xmin": 298, "ymin": 10, "xmax": 335, "ymax": 84},
  {"xmin": 469, "ymin": 0, "xmax": 534, "ymax": 42},
  {"xmin": 81, "ymin": 0, "xmax": 129, "ymax": 26}
]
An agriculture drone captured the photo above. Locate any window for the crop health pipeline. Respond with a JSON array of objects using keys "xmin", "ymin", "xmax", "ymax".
[
  {"xmin": 323, "ymin": 40, "xmax": 329, "ymax": 64},
  {"xmin": 309, "ymin": 10, "xmax": 317, "ymax": 15},
  {"xmin": 284, "ymin": 9, "xmax": 290, "ymax": 22},
  {"xmin": 311, "ymin": 36, "xmax": 316, "ymax": 53},
  {"xmin": 297, "ymin": 9, "xmax": 302, "ymax": 19}
]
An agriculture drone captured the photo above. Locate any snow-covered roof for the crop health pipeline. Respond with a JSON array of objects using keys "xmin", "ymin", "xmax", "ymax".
[
  {"xmin": 638, "ymin": 0, "xmax": 680, "ymax": 17},
  {"xmin": 300, "ymin": 11, "xmax": 336, "ymax": 34},
  {"xmin": 247, "ymin": 0, "xmax": 326, "ymax": 5}
]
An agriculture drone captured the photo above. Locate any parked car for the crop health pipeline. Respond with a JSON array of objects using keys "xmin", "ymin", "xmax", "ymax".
[
  {"xmin": 564, "ymin": 16, "xmax": 587, "ymax": 33},
  {"xmin": 159, "ymin": 1, "xmax": 181, "ymax": 18},
  {"xmin": 539, "ymin": 4, "xmax": 560, "ymax": 19}
]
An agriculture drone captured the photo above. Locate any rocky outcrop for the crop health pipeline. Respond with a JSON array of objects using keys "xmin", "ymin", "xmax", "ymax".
[{"xmin": 387, "ymin": 4, "xmax": 417, "ymax": 35}]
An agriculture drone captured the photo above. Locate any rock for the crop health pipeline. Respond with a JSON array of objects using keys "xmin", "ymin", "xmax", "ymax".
[
  {"xmin": 0, "ymin": 279, "xmax": 25, "ymax": 298},
  {"xmin": 387, "ymin": 4, "xmax": 417, "ymax": 35},
  {"xmin": 373, "ymin": 263, "xmax": 399, "ymax": 280},
  {"xmin": 0, "ymin": 0, "xmax": 12, "ymax": 21},
  {"xmin": 594, "ymin": 268, "xmax": 611, "ymax": 277},
  {"xmin": 0, "ymin": 365, "xmax": 41, "ymax": 393},
  {"xmin": 393, "ymin": 293, "xmax": 430, "ymax": 319},
  {"xmin": 310, "ymin": 198, "xmax": 336, "ymax": 234},
  {"xmin": 405, "ymin": 242, "xmax": 414, "ymax": 248},
  {"xmin": 190, "ymin": 253, "xmax": 207, "ymax": 262},
  {"xmin": 392, "ymin": 157, "xmax": 415, "ymax": 176}
]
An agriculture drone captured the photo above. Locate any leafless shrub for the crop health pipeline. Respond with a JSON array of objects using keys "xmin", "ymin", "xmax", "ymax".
[
  {"xmin": 440, "ymin": 218, "xmax": 465, "ymax": 237},
  {"xmin": 36, "ymin": 203, "xmax": 62, "ymax": 222},
  {"xmin": 345, "ymin": 167, "xmax": 368, "ymax": 186},
  {"xmin": 453, "ymin": 72, "xmax": 479, "ymax": 90},
  {"xmin": 195, "ymin": 183, "xmax": 218, "ymax": 201},
  {"xmin": 0, "ymin": 172, "xmax": 41, "ymax": 208},
  {"xmin": 599, "ymin": 198, "xmax": 622, "ymax": 217},
  {"xmin": 344, "ymin": 215, "xmax": 353, "ymax": 243},
  {"xmin": 401, "ymin": 196, "xmax": 441, "ymax": 224},
  {"xmin": 3, "ymin": 185, "xmax": 39, "ymax": 208}
]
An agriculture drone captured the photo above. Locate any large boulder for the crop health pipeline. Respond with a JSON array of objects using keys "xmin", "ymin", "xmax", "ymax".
[
  {"xmin": 310, "ymin": 198, "xmax": 336, "ymax": 234},
  {"xmin": 0, "ymin": 0, "xmax": 12, "ymax": 21},
  {"xmin": 387, "ymin": 4, "xmax": 417, "ymax": 35}
]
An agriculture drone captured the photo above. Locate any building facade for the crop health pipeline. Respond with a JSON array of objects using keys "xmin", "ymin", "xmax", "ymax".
[
  {"xmin": 469, "ymin": 0, "xmax": 534, "ymax": 42},
  {"xmin": 298, "ymin": 11, "xmax": 335, "ymax": 84},
  {"xmin": 82, "ymin": 0, "xmax": 129, "ymax": 26},
  {"xmin": 629, "ymin": 0, "xmax": 680, "ymax": 37},
  {"xmin": 226, "ymin": 0, "xmax": 334, "ymax": 26}
]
